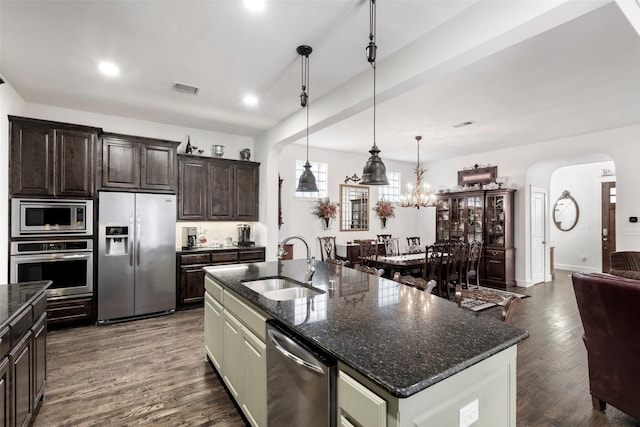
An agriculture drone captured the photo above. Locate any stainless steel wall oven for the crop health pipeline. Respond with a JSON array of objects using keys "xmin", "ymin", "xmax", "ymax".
[{"xmin": 10, "ymin": 239, "xmax": 94, "ymax": 299}]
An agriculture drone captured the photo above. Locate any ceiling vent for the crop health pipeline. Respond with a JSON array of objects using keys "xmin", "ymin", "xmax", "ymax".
[
  {"xmin": 452, "ymin": 120, "xmax": 477, "ymax": 128},
  {"xmin": 173, "ymin": 82, "xmax": 199, "ymax": 95}
]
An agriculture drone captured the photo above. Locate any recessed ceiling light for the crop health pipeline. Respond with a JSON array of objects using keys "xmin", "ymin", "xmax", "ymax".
[
  {"xmin": 243, "ymin": 95, "xmax": 258, "ymax": 106},
  {"xmin": 98, "ymin": 61, "xmax": 120, "ymax": 77},
  {"xmin": 243, "ymin": 0, "xmax": 265, "ymax": 12}
]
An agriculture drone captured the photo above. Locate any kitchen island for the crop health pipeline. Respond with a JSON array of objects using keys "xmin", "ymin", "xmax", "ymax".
[
  {"xmin": 204, "ymin": 260, "xmax": 528, "ymax": 426},
  {"xmin": 1, "ymin": 280, "xmax": 50, "ymax": 427}
]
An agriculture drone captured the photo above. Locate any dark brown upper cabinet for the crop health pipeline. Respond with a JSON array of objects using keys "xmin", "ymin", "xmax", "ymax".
[
  {"xmin": 9, "ymin": 116, "xmax": 99, "ymax": 198},
  {"xmin": 177, "ymin": 155, "xmax": 259, "ymax": 221},
  {"xmin": 99, "ymin": 133, "xmax": 179, "ymax": 193}
]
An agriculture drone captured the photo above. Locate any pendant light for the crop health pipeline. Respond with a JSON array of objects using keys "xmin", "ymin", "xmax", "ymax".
[
  {"xmin": 296, "ymin": 45, "xmax": 319, "ymax": 192},
  {"xmin": 360, "ymin": 0, "xmax": 389, "ymax": 186}
]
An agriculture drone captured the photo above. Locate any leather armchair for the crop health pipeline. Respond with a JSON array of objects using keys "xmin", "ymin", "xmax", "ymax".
[
  {"xmin": 572, "ymin": 272, "xmax": 640, "ymax": 419},
  {"xmin": 609, "ymin": 251, "xmax": 640, "ymax": 280}
]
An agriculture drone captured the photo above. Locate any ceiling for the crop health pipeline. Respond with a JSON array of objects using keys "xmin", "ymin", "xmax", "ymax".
[{"xmin": 2, "ymin": 0, "xmax": 640, "ymax": 163}]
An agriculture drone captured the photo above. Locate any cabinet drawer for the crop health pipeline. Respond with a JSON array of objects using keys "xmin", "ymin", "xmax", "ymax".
[
  {"xmin": 9, "ymin": 306, "xmax": 33, "ymax": 347},
  {"xmin": 485, "ymin": 249, "xmax": 505, "ymax": 258},
  {"xmin": 0, "ymin": 327, "xmax": 9, "ymax": 359},
  {"xmin": 211, "ymin": 252, "xmax": 239, "ymax": 263},
  {"xmin": 223, "ymin": 290, "xmax": 267, "ymax": 341},
  {"xmin": 179, "ymin": 253, "xmax": 211, "ymax": 265},
  {"xmin": 205, "ymin": 276, "xmax": 224, "ymax": 304},
  {"xmin": 338, "ymin": 370, "xmax": 387, "ymax": 427},
  {"xmin": 32, "ymin": 292, "xmax": 47, "ymax": 319},
  {"xmin": 238, "ymin": 249, "xmax": 265, "ymax": 262}
]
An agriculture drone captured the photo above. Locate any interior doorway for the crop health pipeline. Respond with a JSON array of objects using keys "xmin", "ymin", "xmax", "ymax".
[
  {"xmin": 530, "ymin": 187, "xmax": 547, "ymax": 284},
  {"xmin": 601, "ymin": 181, "xmax": 616, "ymax": 272}
]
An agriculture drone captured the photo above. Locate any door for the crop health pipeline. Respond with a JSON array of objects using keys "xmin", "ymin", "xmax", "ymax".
[
  {"xmin": 10, "ymin": 120, "xmax": 55, "ymax": 196},
  {"xmin": 134, "ymin": 193, "xmax": 176, "ymax": 316},
  {"xmin": 141, "ymin": 143, "xmax": 176, "ymax": 192},
  {"xmin": 98, "ymin": 192, "xmax": 136, "ymax": 321},
  {"xmin": 101, "ymin": 136, "xmax": 140, "ymax": 189},
  {"xmin": 602, "ymin": 182, "xmax": 616, "ymax": 272},
  {"xmin": 531, "ymin": 187, "xmax": 547, "ymax": 284},
  {"xmin": 178, "ymin": 157, "xmax": 208, "ymax": 220},
  {"xmin": 57, "ymin": 128, "xmax": 95, "ymax": 197},
  {"xmin": 209, "ymin": 161, "xmax": 234, "ymax": 220}
]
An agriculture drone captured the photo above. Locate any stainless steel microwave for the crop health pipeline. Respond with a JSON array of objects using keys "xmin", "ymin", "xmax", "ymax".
[{"xmin": 11, "ymin": 198, "xmax": 93, "ymax": 237}]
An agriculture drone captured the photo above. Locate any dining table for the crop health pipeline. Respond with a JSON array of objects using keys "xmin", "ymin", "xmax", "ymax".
[{"xmin": 367, "ymin": 252, "xmax": 427, "ymax": 277}]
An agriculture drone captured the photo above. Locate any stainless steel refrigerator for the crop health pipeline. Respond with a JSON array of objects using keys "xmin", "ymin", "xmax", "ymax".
[{"xmin": 98, "ymin": 191, "xmax": 176, "ymax": 323}]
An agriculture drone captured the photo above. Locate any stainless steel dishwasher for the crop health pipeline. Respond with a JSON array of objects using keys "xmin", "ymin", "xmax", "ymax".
[{"xmin": 266, "ymin": 320, "xmax": 336, "ymax": 427}]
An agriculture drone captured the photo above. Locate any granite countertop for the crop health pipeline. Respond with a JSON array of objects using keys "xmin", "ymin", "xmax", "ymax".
[
  {"xmin": 205, "ymin": 260, "xmax": 528, "ymax": 398},
  {"xmin": 176, "ymin": 245, "xmax": 265, "ymax": 254},
  {"xmin": 0, "ymin": 281, "xmax": 51, "ymax": 328}
]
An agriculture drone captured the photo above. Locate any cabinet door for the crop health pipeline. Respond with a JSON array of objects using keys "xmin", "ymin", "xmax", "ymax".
[
  {"xmin": 141, "ymin": 143, "xmax": 176, "ymax": 192},
  {"xmin": 57, "ymin": 128, "xmax": 95, "ymax": 197},
  {"xmin": 209, "ymin": 162, "xmax": 234, "ymax": 220},
  {"xmin": 204, "ymin": 292, "xmax": 224, "ymax": 371},
  {"xmin": 0, "ymin": 357, "xmax": 9, "ymax": 427},
  {"xmin": 464, "ymin": 193, "xmax": 484, "ymax": 243},
  {"xmin": 241, "ymin": 325, "xmax": 267, "ymax": 427},
  {"xmin": 10, "ymin": 120, "xmax": 55, "ymax": 196},
  {"xmin": 235, "ymin": 163, "xmax": 259, "ymax": 221},
  {"xmin": 101, "ymin": 137, "xmax": 140, "ymax": 189},
  {"xmin": 180, "ymin": 266, "xmax": 207, "ymax": 305},
  {"xmin": 10, "ymin": 332, "xmax": 33, "ymax": 427},
  {"xmin": 222, "ymin": 310, "xmax": 243, "ymax": 401},
  {"xmin": 32, "ymin": 313, "xmax": 47, "ymax": 404},
  {"xmin": 178, "ymin": 157, "xmax": 208, "ymax": 220}
]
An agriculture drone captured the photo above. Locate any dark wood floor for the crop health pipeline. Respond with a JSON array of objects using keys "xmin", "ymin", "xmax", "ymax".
[{"xmin": 35, "ymin": 271, "xmax": 640, "ymax": 426}]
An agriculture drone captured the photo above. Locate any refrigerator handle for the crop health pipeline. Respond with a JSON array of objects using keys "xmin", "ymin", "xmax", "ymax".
[
  {"xmin": 136, "ymin": 214, "xmax": 141, "ymax": 266},
  {"xmin": 129, "ymin": 216, "xmax": 134, "ymax": 267}
]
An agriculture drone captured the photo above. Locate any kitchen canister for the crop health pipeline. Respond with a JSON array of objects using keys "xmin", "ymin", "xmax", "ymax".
[{"xmin": 212, "ymin": 145, "xmax": 225, "ymax": 157}]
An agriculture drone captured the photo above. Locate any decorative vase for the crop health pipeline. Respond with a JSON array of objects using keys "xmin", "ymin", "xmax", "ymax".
[
  {"xmin": 322, "ymin": 217, "xmax": 331, "ymax": 230},
  {"xmin": 381, "ymin": 217, "xmax": 387, "ymax": 229}
]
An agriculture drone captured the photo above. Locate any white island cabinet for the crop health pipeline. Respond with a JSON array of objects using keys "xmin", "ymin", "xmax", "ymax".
[
  {"xmin": 204, "ymin": 275, "xmax": 269, "ymax": 427},
  {"xmin": 204, "ymin": 261, "xmax": 526, "ymax": 427}
]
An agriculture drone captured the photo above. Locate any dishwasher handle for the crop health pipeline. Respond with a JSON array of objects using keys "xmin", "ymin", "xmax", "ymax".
[{"xmin": 267, "ymin": 329, "xmax": 325, "ymax": 375}]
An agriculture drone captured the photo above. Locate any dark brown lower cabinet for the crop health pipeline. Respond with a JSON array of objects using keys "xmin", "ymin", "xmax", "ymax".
[
  {"xmin": 177, "ymin": 248, "xmax": 265, "ymax": 309},
  {"xmin": 2, "ymin": 291, "xmax": 47, "ymax": 427},
  {"xmin": 483, "ymin": 248, "xmax": 516, "ymax": 288},
  {"xmin": 46, "ymin": 296, "xmax": 93, "ymax": 327}
]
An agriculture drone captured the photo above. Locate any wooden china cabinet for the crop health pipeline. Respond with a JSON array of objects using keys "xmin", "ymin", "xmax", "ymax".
[{"xmin": 435, "ymin": 188, "xmax": 516, "ymax": 288}]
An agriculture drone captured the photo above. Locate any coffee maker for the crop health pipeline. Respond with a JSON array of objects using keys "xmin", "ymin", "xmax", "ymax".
[
  {"xmin": 181, "ymin": 226, "xmax": 198, "ymax": 249},
  {"xmin": 237, "ymin": 224, "xmax": 254, "ymax": 247}
]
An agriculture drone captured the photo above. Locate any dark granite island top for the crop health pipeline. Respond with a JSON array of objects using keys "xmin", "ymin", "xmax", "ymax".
[
  {"xmin": 205, "ymin": 259, "xmax": 528, "ymax": 399},
  {"xmin": 0, "ymin": 281, "xmax": 51, "ymax": 329}
]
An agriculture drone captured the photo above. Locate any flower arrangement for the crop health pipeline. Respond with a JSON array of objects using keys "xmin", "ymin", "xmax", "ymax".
[
  {"xmin": 373, "ymin": 200, "xmax": 395, "ymax": 219},
  {"xmin": 312, "ymin": 199, "xmax": 339, "ymax": 219}
]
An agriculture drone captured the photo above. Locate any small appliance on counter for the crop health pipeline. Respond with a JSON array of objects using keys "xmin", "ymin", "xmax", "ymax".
[
  {"xmin": 237, "ymin": 224, "xmax": 254, "ymax": 247},
  {"xmin": 181, "ymin": 227, "xmax": 198, "ymax": 249}
]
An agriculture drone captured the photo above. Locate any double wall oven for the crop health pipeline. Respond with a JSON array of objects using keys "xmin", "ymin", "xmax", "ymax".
[{"xmin": 10, "ymin": 198, "xmax": 94, "ymax": 300}]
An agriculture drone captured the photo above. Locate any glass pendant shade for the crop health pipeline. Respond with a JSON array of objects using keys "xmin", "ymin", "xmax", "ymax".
[
  {"xmin": 360, "ymin": 145, "xmax": 389, "ymax": 185},
  {"xmin": 297, "ymin": 161, "xmax": 319, "ymax": 192}
]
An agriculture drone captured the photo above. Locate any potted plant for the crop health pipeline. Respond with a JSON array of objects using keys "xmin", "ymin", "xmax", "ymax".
[
  {"xmin": 373, "ymin": 200, "xmax": 395, "ymax": 228},
  {"xmin": 312, "ymin": 199, "xmax": 339, "ymax": 229}
]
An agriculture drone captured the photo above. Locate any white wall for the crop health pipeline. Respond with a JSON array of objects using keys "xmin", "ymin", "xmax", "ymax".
[
  {"xmin": 277, "ymin": 143, "xmax": 435, "ymax": 259},
  {"xmin": 0, "ymin": 81, "xmax": 26, "ymax": 281},
  {"xmin": 550, "ymin": 161, "xmax": 614, "ymax": 273}
]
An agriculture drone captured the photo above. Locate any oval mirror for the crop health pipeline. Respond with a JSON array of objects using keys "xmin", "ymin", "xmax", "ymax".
[
  {"xmin": 553, "ymin": 190, "xmax": 579, "ymax": 231},
  {"xmin": 340, "ymin": 184, "xmax": 369, "ymax": 231}
]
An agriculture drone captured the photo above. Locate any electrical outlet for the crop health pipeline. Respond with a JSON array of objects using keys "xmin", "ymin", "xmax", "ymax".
[{"xmin": 459, "ymin": 399, "xmax": 479, "ymax": 427}]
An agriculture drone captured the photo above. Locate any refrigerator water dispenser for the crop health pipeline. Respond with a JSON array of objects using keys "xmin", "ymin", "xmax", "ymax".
[{"xmin": 105, "ymin": 226, "xmax": 128, "ymax": 255}]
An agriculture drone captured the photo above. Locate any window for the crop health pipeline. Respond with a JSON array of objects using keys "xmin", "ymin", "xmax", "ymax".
[
  {"xmin": 379, "ymin": 171, "xmax": 401, "ymax": 202},
  {"xmin": 295, "ymin": 160, "xmax": 328, "ymax": 199}
]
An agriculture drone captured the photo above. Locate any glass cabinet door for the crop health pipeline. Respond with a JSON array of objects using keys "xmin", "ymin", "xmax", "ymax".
[
  {"xmin": 450, "ymin": 196, "xmax": 465, "ymax": 241},
  {"xmin": 486, "ymin": 194, "xmax": 506, "ymax": 247},
  {"xmin": 465, "ymin": 194, "xmax": 483, "ymax": 242},
  {"xmin": 436, "ymin": 198, "xmax": 450, "ymax": 241}
]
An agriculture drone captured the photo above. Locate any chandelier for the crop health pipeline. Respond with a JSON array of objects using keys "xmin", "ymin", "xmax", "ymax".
[{"xmin": 398, "ymin": 136, "xmax": 435, "ymax": 209}]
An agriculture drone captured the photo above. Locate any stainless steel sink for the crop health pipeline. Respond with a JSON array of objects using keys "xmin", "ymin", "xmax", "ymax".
[{"xmin": 240, "ymin": 277, "xmax": 324, "ymax": 301}]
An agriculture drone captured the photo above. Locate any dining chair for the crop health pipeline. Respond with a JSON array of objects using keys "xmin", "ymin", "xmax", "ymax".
[
  {"xmin": 465, "ymin": 240, "xmax": 483, "ymax": 288},
  {"xmin": 406, "ymin": 236, "xmax": 421, "ymax": 246},
  {"xmin": 358, "ymin": 240, "xmax": 379, "ymax": 267},
  {"xmin": 317, "ymin": 236, "xmax": 337, "ymax": 262},
  {"xmin": 393, "ymin": 272, "xmax": 437, "ymax": 294},
  {"xmin": 377, "ymin": 234, "xmax": 392, "ymax": 243},
  {"xmin": 383, "ymin": 237, "xmax": 400, "ymax": 257},
  {"xmin": 454, "ymin": 284, "xmax": 521, "ymax": 324},
  {"xmin": 422, "ymin": 245, "xmax": 444, "ymax": 295},
  {"xmin": 442, "ymin": 240, "xmax": 466, "ymax": 299}
]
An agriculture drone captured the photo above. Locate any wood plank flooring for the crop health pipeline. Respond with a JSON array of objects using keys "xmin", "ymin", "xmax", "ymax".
[{"xmin": 35, "ymin": 271, "xmax": 639, "ymax": 426}]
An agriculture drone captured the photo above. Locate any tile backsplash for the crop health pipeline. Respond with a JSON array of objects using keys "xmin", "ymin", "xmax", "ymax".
[{"xmin": 175, "ymin": 221, "xmax": 259, "ymax": 249}]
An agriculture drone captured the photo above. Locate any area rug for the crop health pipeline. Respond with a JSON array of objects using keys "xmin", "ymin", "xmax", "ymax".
[{"xmin": 459, "ymin": 286, "xmax": 529, "ymax": 312}]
